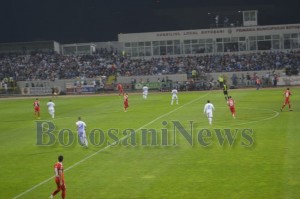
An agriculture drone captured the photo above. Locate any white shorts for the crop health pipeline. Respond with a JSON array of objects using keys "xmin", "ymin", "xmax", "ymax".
[
  {"xmin": 79, "ymin": 132, "xmax": 87, "ymax": 145},
  {"xmin": 48, "ymin": 108, "xmax": 55, "ymax": 114},
  {"xmin": 206, "ymin": 111, "xmax": 213, "ymax": 118}
]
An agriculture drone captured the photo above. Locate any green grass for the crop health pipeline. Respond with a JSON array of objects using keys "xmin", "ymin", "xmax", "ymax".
[{"xmin": 0, "ymin": 87, "xmax": 299, "ymax": 199}]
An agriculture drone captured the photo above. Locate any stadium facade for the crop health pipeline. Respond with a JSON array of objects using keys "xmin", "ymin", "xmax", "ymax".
[
  {"xmin": 0, "ymin": 24, "xmax": 300, "ymax": 56},
  {"xmin": 119, "ymin": 23, "xmax": 300, "ymax": 57}
]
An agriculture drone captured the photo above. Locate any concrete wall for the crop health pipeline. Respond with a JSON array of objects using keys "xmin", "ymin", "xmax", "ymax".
[
  {"xmin": 208, "ymin": 69, "xmax": 284, "ymax": 86},
  {"xmin": 116, "ymin": 74, "xmax": 188, "ymax": 84},
  {"xmin": 16, "ymin": 74, "xmax": 188, "ymax": 95},
  {"xmin": 17, "ymin": 70, "xmax": 288, "ymax": 95}
]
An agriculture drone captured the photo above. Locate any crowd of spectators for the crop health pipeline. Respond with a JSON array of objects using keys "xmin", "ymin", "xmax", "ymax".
[{"xmin": 0, "ymin": 48, "xmax": 299, "ymax": 82}]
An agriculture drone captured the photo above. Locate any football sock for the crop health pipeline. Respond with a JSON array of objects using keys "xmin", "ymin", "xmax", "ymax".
[{"xmin": 208, "ymin": 118, "xmax": 212, "ymax": 125}]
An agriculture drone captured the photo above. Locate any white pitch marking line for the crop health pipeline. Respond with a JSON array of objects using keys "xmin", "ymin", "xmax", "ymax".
[
  {"xmin": 12, "ymin": 93, "xmax": 210, "ymax": 199},
  {"xmin": 215, "ymin": 107, "xmax": 280, "ymax": 128},
  {"xmin": 233, "ymin": 108, "xmax": 280, "ymax": 126}
]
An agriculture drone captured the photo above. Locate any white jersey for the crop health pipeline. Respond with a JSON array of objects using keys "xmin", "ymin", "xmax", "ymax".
[
  {"xmin": 171, "ymin": 89, "xmax": 177, "ymax": 98},
  {"xmin": 143, "ymin": 86, "xmax": 148, "ymax": 93},
  {"xmin": 171, "ymin": 89, "xmax": 177, "ymax": 95},
  {"xmin": 47, "ymin": 101, "xmax": 55, "ymax": 111},
  {"xmin": 204, "ymin": 103, "xmax": 215, "ymax": 114},
  {"xmin": 76, "ymin": 121, "xmax": 87, "ymax": 134},
  {"xmin": 172, "ymin": 89, "xmax": 178, "ymax": 100},
  {"xmin": 204, "ymin": 102, "xmax": 215, "ymax": 124}
]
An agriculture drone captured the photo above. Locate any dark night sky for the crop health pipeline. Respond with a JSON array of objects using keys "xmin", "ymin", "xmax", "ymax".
[{"xmin": 0, "ymin": 0, "xmax": 299, "ymax": 44}]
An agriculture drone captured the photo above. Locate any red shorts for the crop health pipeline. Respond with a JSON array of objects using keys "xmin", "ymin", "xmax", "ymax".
[
  {"xmin": 230, "ymin": 106, "xmax": 235, "ymax": 113},
  {"xmin": 284, "ymin": 98, "xmax": 290, "ymax": 105},
  {"xmin": 124, "ymin": 102, "xmax": 129, "ymax": 108},
  {"xmin": 55, "ymin": 177, "xmax": 66, "ymax": 190},
  {"xmin": 34, "ymin": 107, "xmax": 40, "ymax": 112}
]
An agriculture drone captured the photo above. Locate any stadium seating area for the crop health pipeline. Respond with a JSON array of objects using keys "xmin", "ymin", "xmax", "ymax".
[{"xmin": 0, "ymin": 49, "xmax": 299, "ymax": 82}]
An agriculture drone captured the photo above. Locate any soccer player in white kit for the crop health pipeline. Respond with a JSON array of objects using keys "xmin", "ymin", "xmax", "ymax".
[
  {"xmin": 76, "ymin": 117, "xmax": 88, "ymax": 148},
  {"xmin": 47, "ymin": 99, "xmax": 55, "ymax": 119},
  {"xmin": 171, "ymin": 88, "xmax": 178, "ymax": 105},
  {"xmin": 203, "ymin": 100, "xmax": 215, "ymax": 125},
  {"xmin": 142, "ymin": 86, "xmax": 149, "ymax": 99}
]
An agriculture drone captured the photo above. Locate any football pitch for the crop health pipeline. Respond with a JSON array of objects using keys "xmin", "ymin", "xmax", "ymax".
[{"xmin": 0, "ymin": 87, "xmax": 299, "ymax": 199}]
